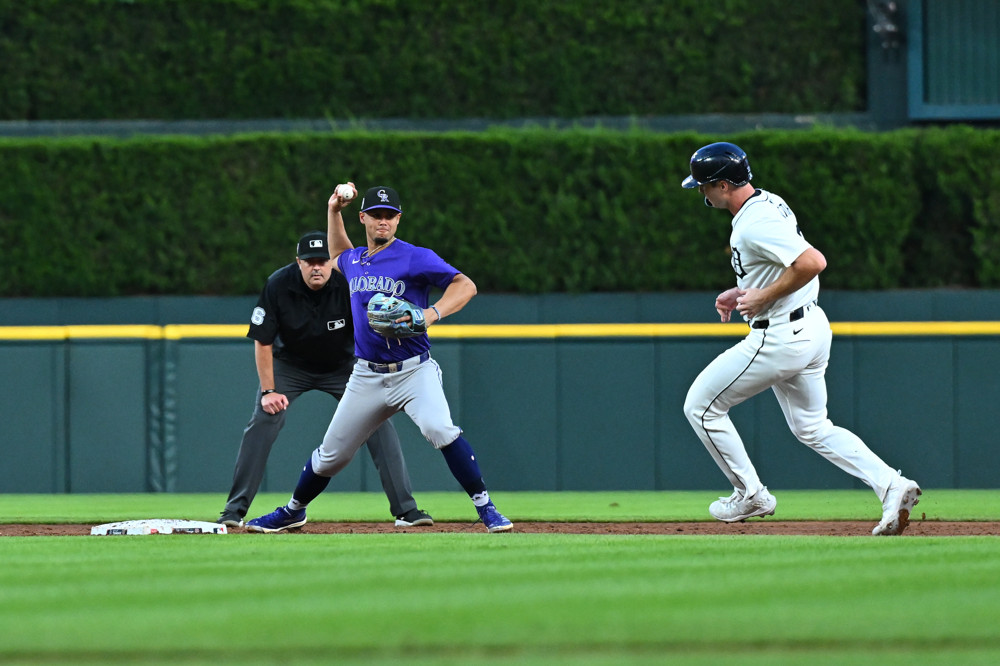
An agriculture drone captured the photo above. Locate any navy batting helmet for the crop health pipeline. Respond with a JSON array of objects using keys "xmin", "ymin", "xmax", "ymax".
[{"xmin": 681, "ymin": 142, "xmax": 752, "ymax": 189}]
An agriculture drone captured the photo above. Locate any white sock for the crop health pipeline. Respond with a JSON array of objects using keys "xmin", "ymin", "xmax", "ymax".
[
  {"xmin": 471, "ymin": 491, "xmax": 490, "ymax": 508},
  {"xmin": 288, "ymin": 499, "xmax": 306, "ymax": 512}
]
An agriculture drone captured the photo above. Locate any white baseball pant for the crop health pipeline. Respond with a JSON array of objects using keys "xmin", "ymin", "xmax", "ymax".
[{"xmin": 683, "ymin": 305, "xmax": 897, "ymax": 501}]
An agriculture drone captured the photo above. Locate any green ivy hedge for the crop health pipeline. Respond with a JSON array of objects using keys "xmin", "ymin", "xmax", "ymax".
[
  {"xmin": 0, "ymin": 0, "xmax": 865, "ymax": 121},
  {"xmin": 1, "ymin": 127, "xmax": 997, "ymax": 297}
]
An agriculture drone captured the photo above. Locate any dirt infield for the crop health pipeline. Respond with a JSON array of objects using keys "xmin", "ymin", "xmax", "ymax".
[{"xmin": 3, "ymin": 520, "xmax": 999, "ymax": 537}]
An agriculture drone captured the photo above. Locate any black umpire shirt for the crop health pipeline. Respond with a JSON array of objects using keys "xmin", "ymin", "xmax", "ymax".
[{"xmin": 247, "ymin": 263, "xmax": 355, "ymax": 373}]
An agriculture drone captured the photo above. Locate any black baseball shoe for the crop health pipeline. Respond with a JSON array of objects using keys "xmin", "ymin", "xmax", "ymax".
[
  {"xmin": 216, "ymin": 512, "xmax": 244, "ymax": 528},
  {"xmin": 394, "ymin": 508, "xmax": 434, "ymax": 527}
]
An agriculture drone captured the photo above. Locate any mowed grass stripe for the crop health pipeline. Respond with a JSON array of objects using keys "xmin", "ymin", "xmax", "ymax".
[
  {"xmin": 1, "ymin": 534, "xmax": 999, "ymax": 664},
  {"xmin": 3, "ymin": 489, "xmax": 1000, "ymax": 524}
]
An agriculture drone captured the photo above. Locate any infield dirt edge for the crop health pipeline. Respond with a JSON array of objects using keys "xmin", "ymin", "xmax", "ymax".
[{"xmin": 3, "ymin": 520, "xmax": 999, "ymax": 537}]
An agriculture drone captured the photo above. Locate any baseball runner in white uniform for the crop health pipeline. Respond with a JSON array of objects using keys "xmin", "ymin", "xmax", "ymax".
[{"xmin": 680, "ymin": 142, "xmax": 921, "ymax": 536}]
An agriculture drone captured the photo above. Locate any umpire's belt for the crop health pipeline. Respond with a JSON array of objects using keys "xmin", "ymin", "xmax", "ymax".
[
  {"xmin": 751, "ymin": 300, "xmax": 818, "ymax": 330},
  {"xmin": 362, "ymin": 351, "xmax": 430, "ymax": 374}
]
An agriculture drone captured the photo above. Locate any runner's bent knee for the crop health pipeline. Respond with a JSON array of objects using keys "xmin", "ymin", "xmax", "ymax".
[{"xmin": 790, "ymin": 417, "xmax": 834, "ymax": 445}]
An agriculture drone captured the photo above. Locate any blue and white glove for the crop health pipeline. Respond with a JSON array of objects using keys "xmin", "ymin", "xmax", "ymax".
[{"xmin": 367, "ymin": 293, "xmax": 427, "ymax": 338}]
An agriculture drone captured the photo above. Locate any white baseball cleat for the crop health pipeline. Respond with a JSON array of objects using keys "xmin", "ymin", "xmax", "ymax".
[
  {"xmin": 709, "ymin": 487, "xmax": 777, "ymax": 522},
  {"xmin": 872, "ymin": 475, "xmax": 922, "ymax": 536}
]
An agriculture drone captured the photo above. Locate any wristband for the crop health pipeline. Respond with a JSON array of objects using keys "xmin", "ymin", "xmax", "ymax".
[
  {"xmin": 261, "ymin": 389, "xmax": 277, "ymax": 397},
  {"xmin": 431, "ymin": 306, "xmax": 442, "ymax": 322}
]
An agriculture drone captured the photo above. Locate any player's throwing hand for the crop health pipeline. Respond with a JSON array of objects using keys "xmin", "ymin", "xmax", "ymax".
[{"xmin": 328, "ymin": 182, "xmax": 357, "ymax": 211}]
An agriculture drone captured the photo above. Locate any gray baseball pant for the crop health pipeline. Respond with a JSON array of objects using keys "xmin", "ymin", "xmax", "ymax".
[{"xmin": 222, "ymin": 358, "xmax": 417, "ymax": 519}]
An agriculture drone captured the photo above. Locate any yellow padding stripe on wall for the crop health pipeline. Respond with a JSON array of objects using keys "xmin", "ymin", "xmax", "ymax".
[{"xmin": 3, "ymin": 321, "xmax": 1000, "ymax": 340}]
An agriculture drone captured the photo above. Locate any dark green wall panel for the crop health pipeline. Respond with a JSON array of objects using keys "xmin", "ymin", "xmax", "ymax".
[
  {"xmin": 556, "ymin": 341, "xmax": 657, "ymax": 490},
  {"xmin": 451, "ymin": 340, "xmax": 560, "ymax": 491},
  {"xmin": 4, "ymin": 293, "xmax": 1000, "ymax": 494},
  {"xmin": 854, "ymin": 339, "xmax": 955, "ymax": 487},
  {"xmin": 657, "ymin": 339, "xmax": 733, "ymax": 490},
  {"xmin": 67, "ymin": 342, "xmax": 147, "ymax": 492},
  {"xmin": 954, "ymin": 340, "xmax": 1000, "ymax": 487},
  {"xmin": 167, "ymin": 341, "xmax": 377, "ymax": 500},
  {"xmin": 0, "ymin": 345, "xmax": 64, "ymax": 492},
  {"xmin": 172, "ymin": 342, "xmax": 257, "ymax": 493}
]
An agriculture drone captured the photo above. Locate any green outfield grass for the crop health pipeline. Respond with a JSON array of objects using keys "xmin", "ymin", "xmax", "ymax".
[
  {"xmin": 3, "ymin": 488, "xmax": 1000, "ymax": 524},
  {"xmin": 1, "ymin": 490, "xmax": 999, "ymax": 665}
]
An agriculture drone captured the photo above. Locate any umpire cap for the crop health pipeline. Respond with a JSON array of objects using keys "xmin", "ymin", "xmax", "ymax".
[
  {"xmin": 681, "ymin": 142, "xmax": 753, "ymax": 188},
  {"xmin": 296, "ymin": 231, "xmax": 330, "ymax": 260}
]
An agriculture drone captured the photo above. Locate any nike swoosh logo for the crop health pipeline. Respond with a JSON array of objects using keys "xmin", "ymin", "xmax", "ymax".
[
  {"xmin": 351, "ymin": 257, "xmax": 360, "ymax": 264},
  {"xmin": 793, "ymin": 328, "xmax": 803, "ymax": 335}
]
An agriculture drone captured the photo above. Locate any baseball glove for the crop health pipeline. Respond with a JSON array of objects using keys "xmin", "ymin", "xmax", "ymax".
[{"xmin": 367, "ymin": 293, "xmax": 427, "ymax": 338}]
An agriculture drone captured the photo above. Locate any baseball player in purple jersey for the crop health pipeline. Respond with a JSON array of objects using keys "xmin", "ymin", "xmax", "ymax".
[
  {"xmin": 215, "ymin": 231, "xmax": 432, "ymax": 529},
  {"xmin": 247, "ymin": 183, "xmax": 513, "ymax": 533},
  {"xmin": 680, "ymin": 142, "xmax": 921, "ymax": 536}
]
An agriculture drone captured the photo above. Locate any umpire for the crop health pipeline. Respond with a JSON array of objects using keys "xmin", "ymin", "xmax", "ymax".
[{"xmin": 217, "ymin": 230, "xmax": 433, "ymax": 528}]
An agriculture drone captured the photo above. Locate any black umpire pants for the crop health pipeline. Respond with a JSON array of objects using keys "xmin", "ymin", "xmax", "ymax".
[{"xmin": 222, "ymin": 358, "xmax": 418, "ymax": 519}]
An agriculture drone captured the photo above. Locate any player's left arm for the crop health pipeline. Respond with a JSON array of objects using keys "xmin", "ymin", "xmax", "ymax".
[
  {"xmin": 425, "ymin": 274, "xmax": 477, "ymax": 325},
  {"xmin": 736, "ymin": 248, "xmax": 826, "ymax": 320}
]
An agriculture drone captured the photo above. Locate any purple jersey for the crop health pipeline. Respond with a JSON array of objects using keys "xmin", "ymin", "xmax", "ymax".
[{"xmin": 338, "ymin": 239, "xmax": 459, "ymax": 362}]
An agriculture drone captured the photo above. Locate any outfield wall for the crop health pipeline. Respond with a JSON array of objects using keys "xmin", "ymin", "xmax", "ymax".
[{"xmin": 2, "ymin": 291, "xmax": 1000, "ymax": 494}]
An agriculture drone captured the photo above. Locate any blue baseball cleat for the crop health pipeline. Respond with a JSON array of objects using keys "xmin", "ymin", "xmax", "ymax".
[
  {"xmin": 246, "ymin": 506, "xmax": 307, "ymax": 533},
  {"xmin": 476, "ymin": 501, "xmax": 513, "ymax": 533}
]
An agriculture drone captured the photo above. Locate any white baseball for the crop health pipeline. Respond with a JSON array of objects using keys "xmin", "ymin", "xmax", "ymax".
[{"xmin": 336, "ymin": 184, "xmax": 356, "ymax": 201}]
